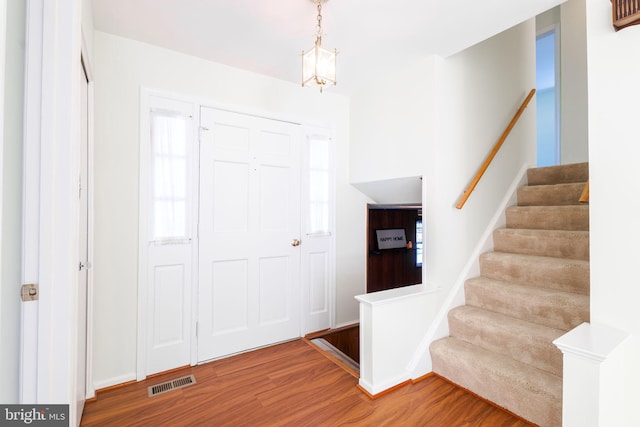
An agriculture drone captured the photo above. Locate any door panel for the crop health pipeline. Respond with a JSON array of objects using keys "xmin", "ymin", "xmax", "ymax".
[
  {"xmin": 211, "ymin": 259, "xmax": 249, "ymax": 334},
  {"xmin": 213, "ymin": 161, "xmax": 250, "ymax": 231},
  {"xmin": 260, "ymin": 165, "xmax": 290, "ymax": 229},
  {"xmin": 309, "ymin": 251, "xmax": 329, "ymax": 314},
  {"xmin": 147, "ymin": 244, "xmax": 192, "ymax": 374},
  {"xmin": 198, "ymin": 108, "xmax": 301, "ymax": 362},
  {"xmin": 259, "ymin": 256, "xmax": 290, "ymax": 324},
  {"xmin": 152, "ymin": 264, "xmax": 186, "ymax": 346}
]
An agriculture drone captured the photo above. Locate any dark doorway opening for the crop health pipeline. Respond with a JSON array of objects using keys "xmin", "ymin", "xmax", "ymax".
[{"xmin": 367, "ymin": 204, "xmax": 422, "ymax": 293}]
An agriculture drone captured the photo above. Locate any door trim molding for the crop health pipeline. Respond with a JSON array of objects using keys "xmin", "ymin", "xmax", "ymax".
[
  {"xmin": 20, "ymin": 2, "xmax": 85, "ymax": 426},
  {"xmin": 81, "ymin": 30, "xmax": 96, "ymax": 400},
  {"xmin": 0, "ymin": 0, "xmax": 6, "ymax": 297},
  {"xmin": 136, "ymin": 88, "xmax": 152, "ymax": 380}
]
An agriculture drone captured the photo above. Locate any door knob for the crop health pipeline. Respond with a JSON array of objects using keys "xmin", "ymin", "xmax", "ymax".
[{"xmin": 291, "ymin": 239, "xmax": 301, "ymax": 247}]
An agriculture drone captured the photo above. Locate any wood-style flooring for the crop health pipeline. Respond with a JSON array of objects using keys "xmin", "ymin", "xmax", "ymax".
[{"xmin": 81, "ymin": 339, "xmax": 533, "ymax": 426}]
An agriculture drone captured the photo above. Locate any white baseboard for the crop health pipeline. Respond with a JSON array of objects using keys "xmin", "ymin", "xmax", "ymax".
[
  {"xmin": 93, "ymin": 372, "xmax": 137, "ymax": 392},
  {"xmin": 358, "ymin": 372, "xmax": 410, "ymax": 397}
]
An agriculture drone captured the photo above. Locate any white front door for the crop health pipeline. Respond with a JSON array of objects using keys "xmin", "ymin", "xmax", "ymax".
[{"xmin": 198, "ymin": 107, "xmax": 302, "ymax": 361}]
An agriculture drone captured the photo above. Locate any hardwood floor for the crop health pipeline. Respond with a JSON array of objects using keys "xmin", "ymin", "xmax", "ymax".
[{"xmin": 81, "ymin": 340, "xmax": 533, "ymax": 426}]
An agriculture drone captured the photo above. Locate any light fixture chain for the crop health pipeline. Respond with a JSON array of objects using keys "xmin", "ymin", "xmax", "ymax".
[
  {"xmin": 316, "ymin": 1, "xmax": 323, "ymax": 37},
  {"xmin": 302, "ymin": 0, "xmax": 337, "ymax": 92}
]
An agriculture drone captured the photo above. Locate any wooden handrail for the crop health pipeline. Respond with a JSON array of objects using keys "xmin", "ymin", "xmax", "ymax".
[
  {"xmin": 456, "ymin": 88, "xmax": 536, "ymax": 210},
  {"xmin": 579, "ymin": 180, "xmax": 589, "ymax": 203}
]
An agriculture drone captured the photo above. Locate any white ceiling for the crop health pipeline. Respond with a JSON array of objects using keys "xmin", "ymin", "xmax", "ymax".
[{"xmin": 91, "ymin": 0, "xmax": 565, "ymax": 95}]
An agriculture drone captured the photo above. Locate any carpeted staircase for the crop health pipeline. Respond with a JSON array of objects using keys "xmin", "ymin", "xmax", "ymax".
[{"xmin": 430, "ymin": 162, "xmax": 590, "ymax": 427}]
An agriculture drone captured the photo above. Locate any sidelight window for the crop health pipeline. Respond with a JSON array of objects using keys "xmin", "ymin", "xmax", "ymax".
[
  {"xmin": 307, "ymin": 135, "xmax": 332, "ymax": 235},
  {"xmin": 149, "ymin": 110, "xmax": 193, "ymax": 242}
]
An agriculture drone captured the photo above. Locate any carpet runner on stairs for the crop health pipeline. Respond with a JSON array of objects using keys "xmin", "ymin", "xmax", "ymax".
[{"xmin": 430, "ymin": 162, "xmax": 589, "ymax": 427}]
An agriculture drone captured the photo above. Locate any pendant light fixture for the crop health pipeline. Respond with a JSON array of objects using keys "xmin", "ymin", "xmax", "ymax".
[{"xmin": 301, "ymin": 0, "xmax": 337, "ymax": 92}]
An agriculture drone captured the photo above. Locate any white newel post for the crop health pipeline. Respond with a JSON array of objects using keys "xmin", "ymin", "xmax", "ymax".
[{"xmin": 553, "ymin": 322, "xmax": 629, "ymax": 427}]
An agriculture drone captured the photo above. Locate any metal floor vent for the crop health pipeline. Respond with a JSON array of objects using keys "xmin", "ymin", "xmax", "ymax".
[{"xmin": 147, "ymin": 374, "xmax": 196, "ymax": 397}]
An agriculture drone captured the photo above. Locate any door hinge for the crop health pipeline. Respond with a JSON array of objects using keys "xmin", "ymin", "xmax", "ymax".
[
  {"xmin": 21, "ymin": 284, "xmax": 39, "ymax": 301},
  {"xmin": 199, "ymin": 126, "xmax": 209, "ymax": 141},
  {"xmin": 195, "ymin": 322, "xmax": 199, "ymax": 337}
]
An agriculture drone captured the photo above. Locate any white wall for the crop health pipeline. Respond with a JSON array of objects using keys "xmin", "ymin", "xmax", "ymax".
[
  {"xmin": 0, "ymin": 0, "xmax": 24, "ymax": 403},
  {"xmin": 585, "ymin": 0, "xmax": 640, "ymax": 425},
  {"xmin": 81, "ymin": 0, "xmax": 93, "ymax": 63},
  {"xmin": 350, "ymin": 21, "xmax": 536, "ymax": 304},
  {"xmin": 350, "ymin": 55, "xmax": 439, "ymax": 183},
  {"xmin": 537, "ymin": 5, "xmax": 561, "ymax": 29},
  {"xmin": 92, "ymin": 31, "xmax": 366, "ymax": 387},
  {"xmin": 432, "ymin": 20, "xmax": 536, "ymax": 292},
  {"xmin": 560, "ymin": 0, "xmax": 589, "ymax": 163}
]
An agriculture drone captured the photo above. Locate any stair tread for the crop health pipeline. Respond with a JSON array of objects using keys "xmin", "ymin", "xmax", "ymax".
[
  {"xmin": 527, "ymin": 162, "xmax": 589, "ymax": 186},
  {"xmin": 517, "ymin": 182, "xmax": 586, "ymax": 206},
  {"xmin": 465, "ymin": 277, "xmax": 590, "ymax": 331},
  {"xmin": 506, "ymin": 205, "xmax": 589, "ymax": 214},
  {"xmin": 431, "ymin": 337, "xmax": 562, "ymax": 427},
  {"xmin": 482, "ymin": 250, "xmax": 590, "ymax": 267},
  {"xmin": 449, "ymin": 305, "xmax": 564, "ymax": 376},
  {"xmin": 493, "ymin": 228, "xmax": 589, "ymax": 261},
  {"xmin": 506, "ymin": 205, "xmax": 589, "ymax": 231},
  {"xmin": 480, "ymin": 251, "xmax": 590, "ymax": 295}
]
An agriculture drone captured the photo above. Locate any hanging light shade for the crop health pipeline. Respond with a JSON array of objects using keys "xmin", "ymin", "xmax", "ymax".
[{"xmin": 302, "ymin": 0, "xmax": 337, "ymax": 92}]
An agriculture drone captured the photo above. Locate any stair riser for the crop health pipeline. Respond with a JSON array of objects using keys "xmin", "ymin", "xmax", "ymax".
[
  {"xmin": 448, "ymin": 308, "xmax": 564, "ymax": 377},
  {"xmin": 527, "ymin": 162, "xmax": 588, "ymax": 185},
  {"xmin": 493, "ymin": 229, "xmax": 589, "ymax": 261},
  {"xmin": 506, "ymin": 206, "xmax": 589, "ymax": 231},
  {"xmin": 517, "ymin": 183, "xmax": 585, "ymax": 206},
  {"xmin": 431, "ymin": 338, "xmax": 562, "ymax": 427},
  {"xmin": 480, "ymin": 253, "xmax": 590, "ymax": 295},
  {"xmin": 465, "ymin": 279, "xmax": 590, "ymax": 331}
]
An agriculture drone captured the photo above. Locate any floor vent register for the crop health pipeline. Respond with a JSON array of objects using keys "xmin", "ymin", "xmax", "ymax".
[{"xmin": 147, "ymin": 374, "xmax": 196, "ymax": 397}]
